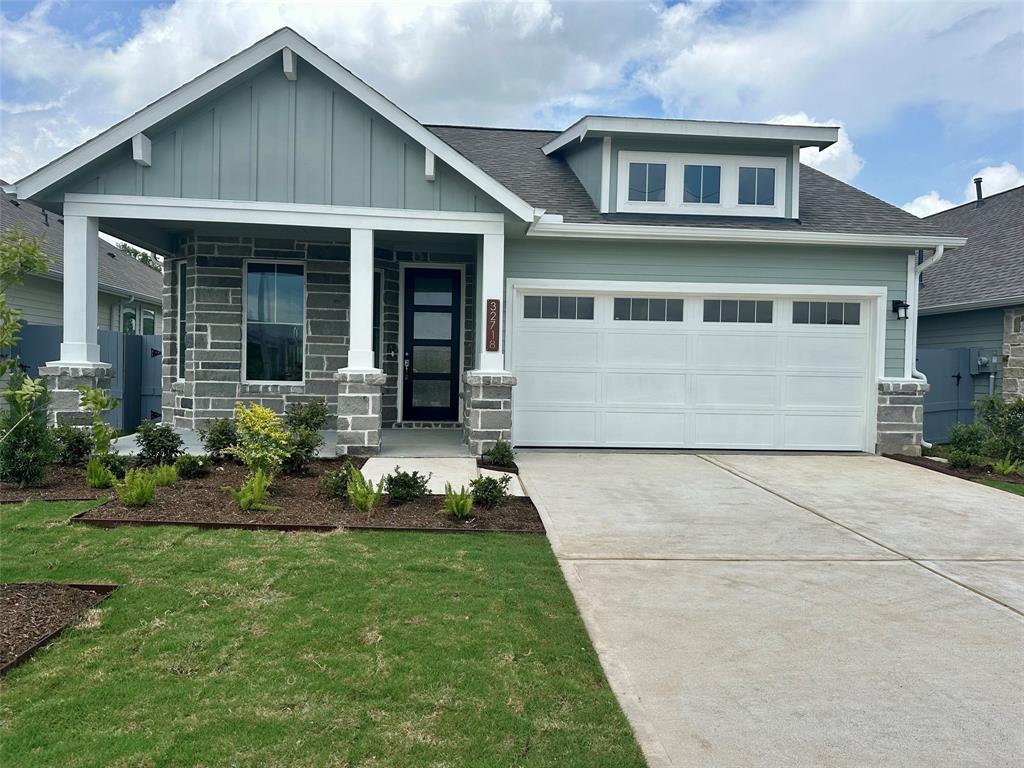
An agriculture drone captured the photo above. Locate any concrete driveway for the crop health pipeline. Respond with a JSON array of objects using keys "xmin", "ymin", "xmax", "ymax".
[{"xmin": 518, "ymin": 452, "xmax": 1024, "ymax": 768}]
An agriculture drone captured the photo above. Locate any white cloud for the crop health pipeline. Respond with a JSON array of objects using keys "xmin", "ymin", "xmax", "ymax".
[
  {"xmin": 901, "ymin": 162, "xmax": 1024, "ymax": 217},
  {"xmin": 767, "ymin": 113, "xmax": 864, "ymax": 182}
]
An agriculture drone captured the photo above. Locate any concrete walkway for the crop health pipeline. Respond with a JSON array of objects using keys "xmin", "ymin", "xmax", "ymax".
[{"xmin": 519, "ymin": 452, "xmax": 1024, "ymax": 768}]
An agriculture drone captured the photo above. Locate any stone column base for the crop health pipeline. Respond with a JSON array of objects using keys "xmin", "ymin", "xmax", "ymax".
[
  {"xmin": 463, "ymin": 371, "xmax": 516, "ymax": 456},
  {"xmin": 334, "ymin": 370, "xmax": 386, "ymax": 457},
  {"xmin": 38, "ymin": 363, "xmax": 113, "ymax": 427},
  {"xmin": 876, "ymin": 380, "xmax": 929, "ymax": 456}
]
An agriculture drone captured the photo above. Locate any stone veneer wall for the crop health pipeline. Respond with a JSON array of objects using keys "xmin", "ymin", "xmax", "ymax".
[
  {"xmin": 1003, "ymin": 306, "xmax": 1024, "ymax": 402},
  {"xmin": 876, "ymin": 380, "xmax": 929, "ymax": 456}
]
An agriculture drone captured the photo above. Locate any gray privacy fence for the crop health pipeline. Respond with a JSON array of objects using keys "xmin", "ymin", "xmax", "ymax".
[{"xmin": 7, "ymin": 323, "xmax": 162, "ymax": 434}]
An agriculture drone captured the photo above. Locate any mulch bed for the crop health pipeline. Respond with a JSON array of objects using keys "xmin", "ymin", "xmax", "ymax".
[
  {"xmin": 69, "ymin": 458, "xmax": 543, "ymax": 534},
  {"xmin": 0, "ymin": 465, "xmax": 109, "ymax": 504},
  {"xmin": 886, "ymin": 453, "xmax": 1024, "ymax": 486},
  {"xmin": 0, "ymin": 583, "xmax": 116, "ymax": 675},
  {"xmin": 476, "ymin": 458, "xmax": 519, "ymax": 475}
]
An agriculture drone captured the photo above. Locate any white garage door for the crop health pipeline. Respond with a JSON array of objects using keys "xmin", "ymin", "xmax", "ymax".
[{"xmin": 510, "ymin": 288, "xmax": 875, "ymax": 451}]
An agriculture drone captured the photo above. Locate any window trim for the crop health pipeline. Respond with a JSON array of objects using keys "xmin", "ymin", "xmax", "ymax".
[
  {"xmin": 241, "ymin": 258, "xmax": 307, "ymax": 385},
  {"xmin": 616, "ymin": 150, "xmax": 787, "ymax": 217}
]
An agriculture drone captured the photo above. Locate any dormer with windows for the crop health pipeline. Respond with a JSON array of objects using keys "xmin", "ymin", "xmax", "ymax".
[{"xmin": 543, "ymin": 117, "xmax": 838, "ymax": 220}]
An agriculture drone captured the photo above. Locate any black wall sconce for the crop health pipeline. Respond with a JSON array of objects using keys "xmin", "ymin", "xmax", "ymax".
[{"xmin": 892, "ymin": 299, "xmax": 910, "ymax": 320}]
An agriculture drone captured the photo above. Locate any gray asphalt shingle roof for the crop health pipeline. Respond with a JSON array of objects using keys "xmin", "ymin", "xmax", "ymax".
[
  {"xmin": 1, "ymin": 184, "xmax": 163, "ymax": 303},
  {"xmin": 427, "ymin": 125, "xmax": 959, "ymax": 238},
  {"xmin": 919, "ymin": 185, "xmax": 1024, "ymax": 311}
]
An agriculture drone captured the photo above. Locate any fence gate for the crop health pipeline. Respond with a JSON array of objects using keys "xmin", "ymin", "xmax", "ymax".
[
  {"xmin": 917, "ymin": 347, "xmax": 974, "ymax": 444},
  {"xmin": 140, "ymin": 333, "xmax": 163, "ymax": 422}
]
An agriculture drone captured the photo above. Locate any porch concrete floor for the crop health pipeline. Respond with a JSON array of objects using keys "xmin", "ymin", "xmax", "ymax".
[{"xmin": 379, "ymin": 428, "xmax": 470, "ymax": 458}]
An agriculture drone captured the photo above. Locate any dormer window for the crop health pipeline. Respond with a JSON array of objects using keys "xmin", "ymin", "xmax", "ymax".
[
  {"xmin": 627, "ymin": 162, "xmax": 666, "ymax": 203},
  {"xmin": 683, "ymin": 164, "xmax": 721, "ymax": 204},
  {"xmin": 738, "ymin": 167, "xmax": 776, "ymax": 206}
]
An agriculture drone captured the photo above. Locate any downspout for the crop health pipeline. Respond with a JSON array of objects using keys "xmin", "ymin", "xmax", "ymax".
[{"xmin": 910, "ymin": 244, "xmax": 946, "ymax": 448}]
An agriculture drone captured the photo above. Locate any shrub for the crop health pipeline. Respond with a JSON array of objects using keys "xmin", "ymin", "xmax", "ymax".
[
  {"xmin": 319, "ymin": 461, "xmax": 355, "ymax": 500},
  {"xmin": 383, "ymin": 467, "xmax": 431, "ymax": 504},
  {"xmin": 228, "ymin": 403, "xmax": 290, "ymax": 476},
  {"xmin": 483, "ymin": 439, "xmax": 516, "ymax": 467},
  {"xmin": 993, "ymin": 454, "xmax": 1022, "ymax": 477},
  {"xmin": 284, "ymin": 399, "xmax": 330, "ymax": 432},
  {"xmin": 198, "ymin": 417, "xmax": 238, "ymax": 460},
  {"xmin": 282, "ymin": 426, "xmax": 323, "ymax": 476},
  {"xmin": 348, "ymin": 465, "xmax": 384, "ymax": 513},
  {"xmin": 947, "ymin": 422, "xmax": 988, "ymax": 456},
  {"xmin": 469, "ymin": 474, "xmax": 511, "ymax": 508},
  {"xmin": 946, "ymin": 449, "xmax": 979, "ymax": 470},
  {"xmin": 51, "ymin": 422, "xmax": 93, "ymax": 466},
  {"xmin": 77, "ymin": 386, "xmax": 119, "ymax": 455},
  {"xmin": 114, "ymin": 468, "xmax": 156, "ymax": 507},
  {"xmin": 975, "ymin": 396, "xmax": 1024, "ymax": 461},
  {"xmin": 0, "ymin": 370, "xmax": 57, "ymax": 488},
  {"xmin": 174, "ymin": 454, "xmax": 211, "ymax": 479},
  {"xmin": 98, "ymin": 453, "xmax": 131, "ymax": 479},
  {"xmin": 223, "ymin": 469, "xmax": 275, "ymax": 511},
  {"xmin": 152, "ymin": 464, "xmax": 178, "ymax": 487},
  {"xmin": 135, "ymin": 421, "xmax": 183, "ymax": 466},
  {"xmin": 443, "ymin": 483, "xmax": 474, "ymax": 520},
  {"xmin": 85, "ymin": 457, "xmax": 115, "ymax": 489}
]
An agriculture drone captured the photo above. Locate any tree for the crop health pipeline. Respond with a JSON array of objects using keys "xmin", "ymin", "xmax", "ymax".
[
  {"xmin": 0, "ymin": 226, "xmax": 49, "ymax": 376},
  {"xmin": 116, "ymin": 241, "xmax": 161, "ymax": 270}
]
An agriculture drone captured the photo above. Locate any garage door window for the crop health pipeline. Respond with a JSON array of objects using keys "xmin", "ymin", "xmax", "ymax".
[
  {"xmin": 613, "ymin": 297, "xmax": 684, "ymax": 322},
  {"xmin": 793, "ymin": 301, "xmax": 861, "ymax": 326},
  {"xmin": 523, "ymin": 295, "xmax": 594, "ymax": 320},
  {"xmin": 703, "ymin": 299, "xmax": 773, "ymax": 324}
]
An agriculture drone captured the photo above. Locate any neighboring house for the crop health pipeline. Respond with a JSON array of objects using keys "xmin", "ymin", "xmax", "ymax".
[
  {"xmin": 3, "ymin": 28, "xmax": 965, "ymax": 456},
  {"xmin": 1, "ymin": 185, "xmax": 163, "ymax": 334},
  {"xmin": 916, "ymin": 183, "xmax": 1024, "ymax": 440}
]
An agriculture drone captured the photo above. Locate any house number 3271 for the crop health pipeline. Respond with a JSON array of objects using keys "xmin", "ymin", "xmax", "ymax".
[{"xmin": 485, "ymin": 299, "xmax": 500, "ymax": 352}]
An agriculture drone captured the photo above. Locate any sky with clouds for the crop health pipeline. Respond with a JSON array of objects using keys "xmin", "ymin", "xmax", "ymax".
[{"xmin": 1, "ymin": 0, "xmax": 1022, "ymax": 217}]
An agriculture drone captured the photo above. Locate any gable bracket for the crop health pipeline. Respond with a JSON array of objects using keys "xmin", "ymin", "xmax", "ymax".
[
  {"xmin": 131, "ymin": 133, "xmax": 152, "ymax": 167},
  {"xmin": 283, "ymin": 47, "xmax": 297, "ymax": 80}
]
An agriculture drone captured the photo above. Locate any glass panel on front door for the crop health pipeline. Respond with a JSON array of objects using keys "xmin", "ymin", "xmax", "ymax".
[{"xmin": 403, "ymin": 269, "xmax": 461, "ymax": 421}]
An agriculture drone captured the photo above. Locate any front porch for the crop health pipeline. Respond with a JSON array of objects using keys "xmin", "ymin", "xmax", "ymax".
[{"xmin": 41, "ymin": 199, "xmax": 517, "ymax": 457}]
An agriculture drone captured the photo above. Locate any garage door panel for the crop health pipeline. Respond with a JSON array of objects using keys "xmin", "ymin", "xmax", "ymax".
[
  {"xmin": 783, "ymin": 335, "xmax": 866, "ymax": 370},
  {"xmin": 516, "ymin": 409, "xmax": 597, "ymax": 445},
  {"xmin": 693, "ymin": 334, "xmax": 778, "ymax": 368},
  {"xmin": 517, "ymin": 330, "xmax": 598, "ymax": 365},
  {"xmin": 517, "ymin": 371, "xmax": 598, "ymax": 405},
  {"xmin": 783, "ymin": 375, "xmax": 865, "ymax": 408},
  {"xmin": 693, "ymin": 412, "xmax": 775, "ymax": 448},
  {"xmin": 605, "ymin": 372, "xmax": 687, "ymax": 406},
  {"xmin": 603, "ymin": 332, "xmax": 686, "ymax": 367},
  {"xmin": 604, "ymin": 411, "xmax": 686, "ymax": 445},
  {"xmin": 783, "ymin": 414, "xmax": 864, "ymax": 449},
  {"xmin": 694, "ymin": 374, "xmax": 777, "ymax": 408}
]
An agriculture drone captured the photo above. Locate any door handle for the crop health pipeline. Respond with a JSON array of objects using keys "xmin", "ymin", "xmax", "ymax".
[{"xmin": 403, "ymin": 357, "xmax": 410, "ymax": 380}]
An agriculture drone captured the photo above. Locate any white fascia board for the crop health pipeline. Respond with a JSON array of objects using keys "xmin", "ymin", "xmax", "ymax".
[
  {"xmin": 63, "ymin": 193, "xmax": 507, "ymax": 236},
  {"xmin": 919, "ymin": 296, "xmax": 1024, "ymax": 315},
  {"xmin": 13, "ymin": 28, "xmax": 536, "ymax": 223},
  {"xmin": 526, "ymin": 220, "xmax": 968, "ymax": 249},
  {"xmin": 543, "ymin": 116, "xmax": 839, "ymax": 155}
]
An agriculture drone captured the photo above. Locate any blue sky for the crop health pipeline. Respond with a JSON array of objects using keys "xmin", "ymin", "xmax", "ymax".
[{"xmin": 2, "ymin": 0, "xmax": 1022, "ymax": 215}]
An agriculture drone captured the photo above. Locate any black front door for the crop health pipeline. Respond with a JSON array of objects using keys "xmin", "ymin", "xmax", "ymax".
[{"xmin": 402, "ymin": 268, "xmax": 461, "ymax": 421}]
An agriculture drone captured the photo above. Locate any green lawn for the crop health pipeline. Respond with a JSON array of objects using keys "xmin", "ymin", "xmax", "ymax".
[
  {"xmin": 976, "ymin": 478, "xmax": 1024, "ymax": 496},
  {"xmin": 0, "ymin": 501, "xmax": 644, "ymax": 768}
]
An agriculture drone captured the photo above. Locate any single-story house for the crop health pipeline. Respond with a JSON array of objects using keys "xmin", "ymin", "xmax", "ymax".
[
  {"xmin": 917, "ymin": 182, "xmax": 1023, "ymax": 439},
  {"xmin": 3, "ymin": 28, "xmax": 966, "ymax": 457},
  {"xmin": 1, "ymin": 184, "xmax": 162, "ymax": 334}
]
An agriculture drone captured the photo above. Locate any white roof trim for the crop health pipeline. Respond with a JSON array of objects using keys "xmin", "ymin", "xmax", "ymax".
[
  {"xmin": 542, "ymin": 116, "xmax": 839, "ymax": 155},
  {"xmin": 919, "ymin": 295, "xmax": 1024, "ymax": 315},
  {"xmin": 11, "ymin": 28, "xmax": 536, "ymax": 222},
  {"xmin": 526, "ymin": 220, "xmax": 967, "ymax": 249}
]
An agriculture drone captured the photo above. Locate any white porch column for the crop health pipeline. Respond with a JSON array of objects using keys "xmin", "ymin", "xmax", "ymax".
[
  {"xmin": 476, "ymin": 232, "xmax": 507, "ymax": 372},
  {"xmin": 345, "ymin": 228, "xmax": 378, "ymax": 371},
  {"xmin": 49, "ymin": 214, "xmax": 103, "ymax": 366}
]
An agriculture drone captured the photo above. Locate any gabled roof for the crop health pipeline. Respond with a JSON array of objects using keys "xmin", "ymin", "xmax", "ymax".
[
  {"xmin": 1, "ymin": 185, "xmax": 163, "ymax": 303},
  {"xmin": 919, "ymin": 185, "xmax": 1024, "ymax": 313},
  {"xmin": 8, "ymin": 28, "xmax": 539, "ymax": 222},
  {"xmin": 428, "ymin": 125, "xmax": 961, "ymax": 240}
]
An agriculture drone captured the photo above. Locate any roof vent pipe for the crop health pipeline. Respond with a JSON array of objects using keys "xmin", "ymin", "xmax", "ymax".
[{"xmin": 974, "ymin": 177, "xmax": 984, "ymax": 207}]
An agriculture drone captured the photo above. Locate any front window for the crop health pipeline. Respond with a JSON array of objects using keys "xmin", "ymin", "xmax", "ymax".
[
  {"xmin": 683, "ymin": 164, "xmax": 721, "ymax": 204},
  {"xmin": 245, "ymin": 262, "xmax": 305, "ymax": 382},
  {"xmin": 738, "ymin": 167, "xmax": 776, "ymax": 206},
  {"xmin": 627, "ymin": 162, "xmax": 667, "ymax": 202},
  {"xmin": 122, "ymin": 306, "xmax": 137, "ymax": 335},
  {"xmin": 142, "ymin": 309, "xmax": 156, "ymax": 336}
]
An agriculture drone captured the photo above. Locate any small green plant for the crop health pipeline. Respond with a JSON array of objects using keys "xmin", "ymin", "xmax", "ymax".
[
  {"xmin": 0, "ymin": 370, "xmax": 57, "ymax": 487},
  {"xmin": 152, "ymin": 464, "xmax": 178, "ymax": 487},
  {"xmin": 975, "ymin": 396, "xmax": 1024, "ymax": 461},
  {"xmin": 469, "ymin": 474, "xmax": 511, "ymax": 508},
  {"xmin": 383, "ymin": 466, "xmax": 431, "ymax": 504},
  {"xmin": 51, "ymin": 422, "xmax": 93, "ymax": 466},
  {"xmin": 347, "ymin": 465, "xmax": 384, "ymax": 514},
  {"xmin": 282, "ymin": 426, "xmax": 323, "ymax": 476},
  {"xmin": 135, "ymin": 421, "xmax": 183, "ymax": 466},
  {"xmin": 174, "ymin": 454, "xmax": 211, "ymax": 479},
  {"xmin": 284, "ymin": 399, "xmax": 330, "ymax": 431},
  {"xmin": 85, "ymin": 457, "xmax": 115, "ymax": 489},
  {"xmin": 946, "ymin": 449, "xmax": 979, "ymax": 471},
  {"xmin": 223, "ymin": 469, "xmax": 276, "ymax": 511},
  {"xmin": 77, "ymin": 386, "xmax": 119, "ymax": 456},
  {"xmin": 443, "ymin": 483, "xmax": 474, "ymax": 520},
  {"xmin": 227, "ymin": 403, "xmax": 290, "ymax": 477},
  {"xmin": 198, "ymin": 417, "xmax": 239, "ymax": 459},
  {"xmin": 947, "ymin": 422, "xmax": 989, "ymax": 457},
  {"xmin": 114, "ymin": 468, "xmax": 156, "ymax": 507},
  {"xmin": 483, "ymin": 439, "xmax": 516, "ymax": 467},
  {"xmin": 98, "ymin": 453, "xmax": 131, "ymax": 479},
  {"xmin": 993, "ymin": 454, "xmax": 1022, "ymax": 477},
  {"xmin": 319, "ymin": 461, "xmax": 355, "ymax": 500}
]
